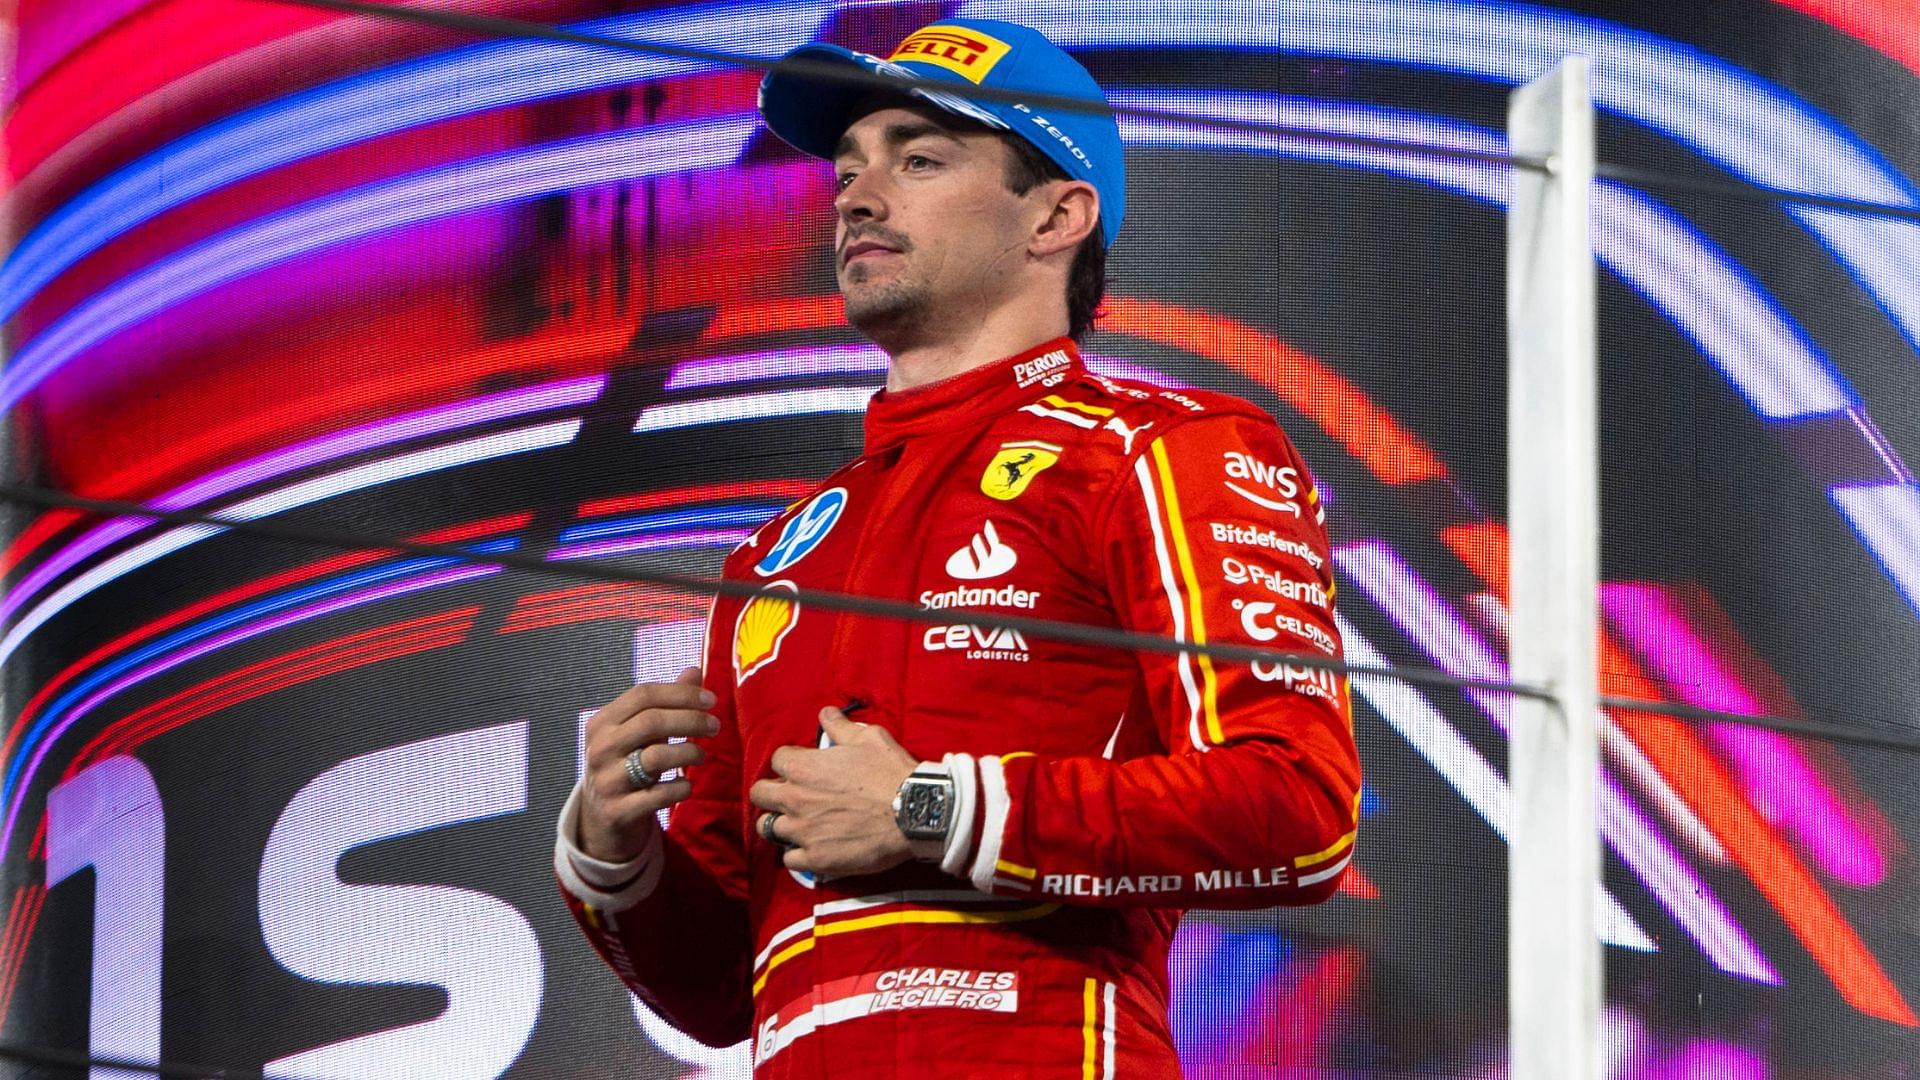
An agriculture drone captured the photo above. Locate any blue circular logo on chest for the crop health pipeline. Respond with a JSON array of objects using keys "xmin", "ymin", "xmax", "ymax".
[{"xmin": 753, "ymin": 487, "xmax": 848, "ymax": 577}]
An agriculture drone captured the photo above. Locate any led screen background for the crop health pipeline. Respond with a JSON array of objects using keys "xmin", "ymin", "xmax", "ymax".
[{"xmin": 2, "ymin": 1, "xmax": 1919, "ymax": 1076}]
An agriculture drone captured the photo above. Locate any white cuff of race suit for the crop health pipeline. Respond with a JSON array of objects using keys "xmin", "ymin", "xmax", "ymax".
[
  {"xmin": 553, "ymin": 782, "xmax": 664, "ymax": 913},
  {"xmin": 937, "ymin": 752, "xmax": 1008, "ymax": 895}
]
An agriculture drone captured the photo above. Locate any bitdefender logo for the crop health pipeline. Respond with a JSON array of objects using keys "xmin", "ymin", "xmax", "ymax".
[{"xmin": 946, "ymin": 520, "xmax": 1017, "ymax": 580}]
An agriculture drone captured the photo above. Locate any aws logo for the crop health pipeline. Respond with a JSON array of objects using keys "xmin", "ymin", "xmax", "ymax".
[
  {"xmin": 980, "ymin": 440, "xmax": 1062, "ymax": 501},
  {"xmin": 1222, "ymin": 451, "xmax": 1302, "ymax": 517},
  {"xmin": 888, "ymin": 26, "xmax": 1013, "ymax": 83},
  {"xmin": 735, "ymin": 581, "xmax": 799, "ymax": 682}
]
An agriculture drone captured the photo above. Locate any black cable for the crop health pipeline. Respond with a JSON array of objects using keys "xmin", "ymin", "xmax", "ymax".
[
  {"xmin": 10, "ymin": 482, "xmax": 1919, "ymax": 755},
  {"xmin": 1594, "ymin": 161, "xmax": 1920, "ymax": 224},
  {"xmin": 261, "ymin": 0, "xmax": 1920, "ymax": 224},
  {"xmin": 1598, "ymin": 695, "xmax": 1920, "ymax": 756},
  {"xmin": 0, "ymin": 1040, "xmax": 281, "ymax": 1079},
  {"xmin": 266, "ymin": 0, "xmax": 1542, "ymax": 174},
  {"xmin": 0, "ymin": 482, "xmax": 1547, "ymax": 701},
  {"xmin": 10, "ymin": 4, "xmax": 1915, "ymax": 747}
]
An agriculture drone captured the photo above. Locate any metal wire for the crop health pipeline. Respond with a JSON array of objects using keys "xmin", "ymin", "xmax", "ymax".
[
  {"xmin": 4, "ymin": 12, "xmax": 1916, "ymax": 1075},
  {"xmin": 0, "ymin": 482, "xmax": 1545, "ymax": 700},
  {"xmin": 0, "ymin": 7, "xmax": 1907, "ymax": 747},
  {"xmin": 266, "ymin": 0, "xmax": 1553, "ymax": 174},
  {"xmin": 1597, "ymin": 695, "xmax": 1920, "ymax": 755},
  {"xmin": 1592, "ymin": 162, "xmax": 1920, "ymax": 224},
  {"xmin": 263, "ymin": 0, "xmax": 1920, "ymax": 224},
  {"xmin": 6, "ymin": 482, "xmax": 1919, "ymax": 756}
]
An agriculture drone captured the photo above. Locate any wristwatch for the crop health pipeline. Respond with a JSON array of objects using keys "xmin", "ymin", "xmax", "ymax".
[{"xmin": 892, "ymin": 764, "xmax": 955, "ymax": 847}]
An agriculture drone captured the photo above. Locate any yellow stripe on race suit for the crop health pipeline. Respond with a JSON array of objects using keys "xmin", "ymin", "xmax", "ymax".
[
  {"xmin": 1042, "ymin": 394, "xmax": 1115, "ymax": 417},
  {"xmin": 753, "ymin": 936, "xmax": 817, "ymax": 997},
  {"xmin": 994, "ymin": 752, "xmax": 1035, "ymax": 871},
  {"xmin": 1149, "ymin": 440, "xmax": 1224, "ymax": 745},
  {"xmin": 751, "ymin": 903, "xmax": 1062, "ymax": 997},
  {"xmin": 1082, "ymin": 978, "xmax": 1099, "ymax": 1080},
  {"xmin": 1295, "ymin": 827, "xmax": 1358, "ymax": 869},
  {"xmin": 819, "ymin": 902, "xmax": 1060, "ymax": 938}
]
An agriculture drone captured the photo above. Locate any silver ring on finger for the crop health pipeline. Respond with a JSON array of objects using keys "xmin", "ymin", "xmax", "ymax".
[
  {"xmin": 624, "ymin": 748, "xmax": 659, "ymax": 791},
  {"xmin": 760, "ymin": 812, "xmax": 795, "ymax": 849}
]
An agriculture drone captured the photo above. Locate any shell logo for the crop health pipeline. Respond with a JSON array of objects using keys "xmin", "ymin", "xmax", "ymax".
[{"xmin": 734, "ymin": 580, "xmax": 800, "ymax": 682}]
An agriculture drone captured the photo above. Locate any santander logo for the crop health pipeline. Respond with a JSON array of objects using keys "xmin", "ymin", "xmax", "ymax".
[{"xmin": 946, "ymin": 520, "xmax": 1018, "ymax": 580}]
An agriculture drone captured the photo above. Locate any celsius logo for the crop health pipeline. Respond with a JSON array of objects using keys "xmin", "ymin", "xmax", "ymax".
[
  {"xmin": 946, "ymin": 520, "xmax": 1017, "ymax": 580},
  {"xmin": 754, "ymin": 488, "xmax": 847, "ymax": 576},
  {"xmin": 1222, "ymin": 451, "xmax": 1301, "ymax": 517},
  {"xmin": 1233, "ymin": 598, "xmax": 1340, "ymax": 656}
]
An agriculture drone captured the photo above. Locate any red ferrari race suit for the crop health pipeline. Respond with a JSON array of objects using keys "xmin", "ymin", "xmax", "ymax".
[{"xmin": 555, "ymin": 337, "xmax": 1362, "ymax": 1077}]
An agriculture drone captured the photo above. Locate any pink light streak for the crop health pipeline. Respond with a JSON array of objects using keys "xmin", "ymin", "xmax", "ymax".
[
  {"xmin": 1602, "ymin": 582, "xmax": 1887, "ymax": 888},
  {"xmin": 1, "ymin": 374, "xmax": 602, "ymax": 626},
  {"xmin": 1335, "ymin": 541, "xmax": 1778, "ymax": 983},
  {"xmin": 0, "ymin": 560, "xmax": 498, "ymax": 855}
]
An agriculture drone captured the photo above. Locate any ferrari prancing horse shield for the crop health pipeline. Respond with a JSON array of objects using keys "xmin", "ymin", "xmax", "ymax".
[{"xmin": 980, "ymin": 440, "xmax": 1062, "ymax": 501}]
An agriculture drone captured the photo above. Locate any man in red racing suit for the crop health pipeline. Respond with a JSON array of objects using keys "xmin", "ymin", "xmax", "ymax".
[
  {"xmin": 555, "ymin": 338, "xmax": 1362, "ymax": 1075},
  {"xmin": 554, "ymin": 16, "xmax": 1361, "ymax": 1078}
]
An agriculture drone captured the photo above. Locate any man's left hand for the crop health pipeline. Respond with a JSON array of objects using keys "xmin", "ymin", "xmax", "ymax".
[{"xmin": 749, "ymin": 708, "xmax": 922, "ymax": 877}]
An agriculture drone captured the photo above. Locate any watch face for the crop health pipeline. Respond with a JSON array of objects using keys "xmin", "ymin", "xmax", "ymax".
[{"xmin": 899, "ymin": 778, "xmax": 951, "ymax": 838}]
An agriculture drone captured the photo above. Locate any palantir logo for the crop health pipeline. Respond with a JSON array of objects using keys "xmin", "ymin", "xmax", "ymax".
[
  {"xmin": 946, "ymin": 520, "xmax": 1018, "ymax": 580},
  {"xmin": 754, "ymin": 488, "xmax": 847, "ymax": 577}
]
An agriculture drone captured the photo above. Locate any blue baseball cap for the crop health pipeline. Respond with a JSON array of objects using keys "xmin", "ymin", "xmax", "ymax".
[{"xmin": 757, "ymin": 18, "xmax": 1125, "ymax": 249}]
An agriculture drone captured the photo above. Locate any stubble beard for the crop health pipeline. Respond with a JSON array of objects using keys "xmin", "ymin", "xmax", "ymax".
[{"xmin": 842, "ymin": 263, "xmax": 933, "ymax": 348}]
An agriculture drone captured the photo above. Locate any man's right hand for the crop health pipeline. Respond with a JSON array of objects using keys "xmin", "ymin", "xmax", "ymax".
[{"xmin": 578, "ymin": 666, "xmax": 720, "ymax": 864}]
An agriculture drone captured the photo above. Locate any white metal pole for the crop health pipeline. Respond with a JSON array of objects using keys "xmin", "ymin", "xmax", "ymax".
[{"xmin": 1506, "ymin": 57, "xmax": 1602, "ymax": 1080}]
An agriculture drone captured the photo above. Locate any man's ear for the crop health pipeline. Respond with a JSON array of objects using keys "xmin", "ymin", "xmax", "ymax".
[{"xmin": 1030, "ymin": 180, "xmax": 1099, "ymax": 259}]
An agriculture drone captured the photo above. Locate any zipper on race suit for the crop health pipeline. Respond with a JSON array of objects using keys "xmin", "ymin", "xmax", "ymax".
[{"xmin": 819, "ymin": 444, "xmax": 926, "ymax": 709}]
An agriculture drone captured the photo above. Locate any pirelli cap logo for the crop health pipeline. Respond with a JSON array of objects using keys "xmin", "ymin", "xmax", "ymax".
[
  {"xmin": 888, "ymin": 26, "xmax": 1013, "ymax": 83},
  {"xmin": 981, "ymin": 440, "xmax": 1061, "ymax": 501}
]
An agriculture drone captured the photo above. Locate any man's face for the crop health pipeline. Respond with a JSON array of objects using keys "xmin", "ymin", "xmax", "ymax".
[{"xmin": 830, "ymin": 101, "xmax": 1034, "ymax": 341}]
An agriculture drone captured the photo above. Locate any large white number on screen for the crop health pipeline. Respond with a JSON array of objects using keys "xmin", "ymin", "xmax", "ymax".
[
  {"xmin": 45, "ymin": 756, "xmax": 166, "ymax": 1080},
  {"xmin": 258, "ymin": 721, "xmax": 542, "ymax": 1078},
  {"xmin": 619, "ymin": 619, "xmax": 753, "ymax": 1076}
]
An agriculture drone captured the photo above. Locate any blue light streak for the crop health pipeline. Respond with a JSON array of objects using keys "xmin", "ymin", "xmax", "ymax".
[{"xmin": 0, "ymin": 2, "xmax": 832, "ymax": 326}]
